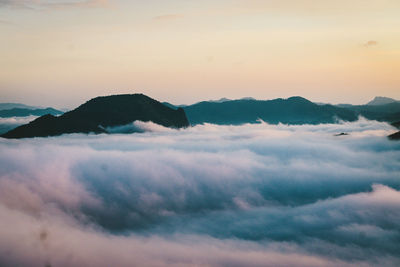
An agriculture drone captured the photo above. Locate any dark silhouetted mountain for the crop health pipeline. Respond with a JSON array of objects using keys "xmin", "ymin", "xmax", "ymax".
[
  {"xmin": 164, "ymin": 97, "xmax": 258, "ymax": 110},
  {"xmin": 213, "ymin": 97, "xmax": 231, "ymax": 103},
  {"xmin": 334, "ymin": 132, "xmax": 349, "ymax": 136},
  {"xmin": 388, "ymin": 131, "xmax": 400, "ymax": 140},
  {"xmin": 336, "ymin": 104, "xmax": 354, "ymax": 108},
  {"xmin": 337, "ymin": 102, "xmax": 400, "ymax": 122},
  {"xmin": 182, "ymin": 96, "xmax": 358, "ymax": 125},
  {"xmin": 0, "ymin": 107, "xmax": 63, "ymax": 118},
  {"xmin": 162, "ymin": 102, "xmax": 182, "ymax": 110},
  {"xmin": 2, "ymin": 94, "xmax": 189, "ymax": 138},
  {"xmin": 367, "ymin": 96, "xmax": 399, "ymax": 106},
  {"xmin": 0, "ymin": 103, "xmax": 39, "ymax": 110},
  {"xmin": 392, "ymin": 121, "xmax": 400, "ymax": 129}
]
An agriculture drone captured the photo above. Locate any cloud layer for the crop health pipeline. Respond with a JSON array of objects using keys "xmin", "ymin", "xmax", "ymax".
[
  {"xmin": 0, "ymin": 119, "xmax": 399, "ymax": 266},
  {"xmin": 0, "ymin": 115, "xmax": 38, "ymax": 134},
  {"xmin": 0, "ymin": 0, "xmax": 109, "ymax": 9}
]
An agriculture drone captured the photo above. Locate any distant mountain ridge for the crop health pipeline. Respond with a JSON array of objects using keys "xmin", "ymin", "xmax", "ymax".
[
  {"xmin": 0, "ymin": 103, "xmax": 39, "ymax": 110},
  {"xmin": 174, "ymin": 96, "xmax": 357, "ymax": 125},
  {"xmin": 367, "ymin": 96, "xmax": 399, "ymax": 106},
  {"xmin": 0, "ymin": 107, "xmax": 63, "ymax": 118},
  {"xmin": 207, "ymin": 97, "xmax": 255, "ymax": 103},
  {"xmin": 333, "ymin": 102, "xmax": 400, "ymax": 122},
  {"xmin": 163, "ymin": 96, "xmax": 400, "ymax": 126},
  {"xmin": 2, "ymin": 95, "xmax": 400, "ymax": 139},
  {"xmin": 2, "ymin": 94, "xmax": 189, "ymax": 139}
]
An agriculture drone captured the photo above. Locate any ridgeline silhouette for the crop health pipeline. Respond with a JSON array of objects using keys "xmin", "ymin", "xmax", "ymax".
[{"xmin": 2, "ymin": 94, "xmax": 189, "ymax": 138}]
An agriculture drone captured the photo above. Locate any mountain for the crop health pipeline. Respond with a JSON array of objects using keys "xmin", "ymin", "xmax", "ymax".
[
  {"xmin": 336, "ymin": 102, "xmax": 400, "ymax": 123},
  {"xmin": 0, "ymin": 107, "xmax": 63, "ymax": 118},
  {"xmin": 163, "ymin": 97, "xmax": 255, "ymax": 110},
  {"xmin": 1, "ymin": 94, "xmax": 189, "ymax": 139},
  {"xmin": 388, "ymin": 131, "xmax": 400, "ymax": 140},
  {"xmin": 162, "ymin": 102, "xmax": 183, "ymax": 110},
  {"xmin": 209, "ymin": 97, "xmax": 232, "ymax": 103},
  {"xmin": 388, "ymin": 120, "xmax": 400, "ymax": 140},
  {"xmin": 183, "ymin": 96, "xmax": 358, "ymax": 125},
  {"xmin": 240, "ymin": 97, "xmax": 256, "ymax": 101},
  {"xmin": 367, "ymin": 96, "xmax": 399, "ymax": 106},
  {"xmin": 392, "ymin": 121, "xmax": 400, "ymax": 129},
  {"xmin": 0, "ymin": 103, "xmax": 39, "ymax": 110}
]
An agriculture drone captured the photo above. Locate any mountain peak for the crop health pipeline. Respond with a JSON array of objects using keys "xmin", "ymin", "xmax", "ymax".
[
  {"xmin": 208, "ymin": 97, "xmax": 231, "ymax": 103},
  {"xmin": 2, "ymin": 94, "xmax": 189, "ymax": 138},
  {"xmin": 286, "ymin": 96, "xmax": 311, "ymax": 103},
  {"xmin": 367, "ymin": 96, "xmax": 399, "ymax": 106}
]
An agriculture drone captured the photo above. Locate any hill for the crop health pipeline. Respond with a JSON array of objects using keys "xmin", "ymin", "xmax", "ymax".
[
  {"xmin": 336, "ymin": 102, "xmax": 400, "ymax": 122},
  {"xmin": 367, "ymin": 96, "xmax": 399, "ymax": 106},
  {"xmin": 388, "ymin": 131, "xmax": 400, "ymax": 140},
  {"xmin": 0, "ymin": 103, "xmax": 39, "ymax": 110},
  {"xmin": 182, "ymin": 97, "xmax": 357, "ymax": 125},
  {"xmin": 1, "ymin": 94, "xmax": 189, "ymax": 138}
]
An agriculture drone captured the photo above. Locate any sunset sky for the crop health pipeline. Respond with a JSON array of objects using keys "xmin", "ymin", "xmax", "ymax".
[{"xmin": 1, "ymin": 0, "xmax": 399, "ymax": 108}]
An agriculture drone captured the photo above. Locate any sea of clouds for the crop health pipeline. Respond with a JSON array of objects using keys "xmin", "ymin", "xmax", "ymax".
[
  {"xmin": 0, "ymin": 118, "xmax": 399, "ymax": 267},
  {"xmin": 0, "ymin": 116, "xmax": 38, "ymax": 135}
]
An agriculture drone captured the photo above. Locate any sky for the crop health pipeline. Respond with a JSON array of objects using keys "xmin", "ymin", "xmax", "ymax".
[
  {"xmin": 0, "ymin": 119, "xmax": 399, "ymax": 266},
  {"xmin": 0, "ymin": 0, "xmax": 400, "ymax": 109}
]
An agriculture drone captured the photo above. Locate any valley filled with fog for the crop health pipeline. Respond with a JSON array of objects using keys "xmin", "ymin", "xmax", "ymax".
[{"xmin": 0, "ymin": 119, "xmax": 399, "ymax": 267}]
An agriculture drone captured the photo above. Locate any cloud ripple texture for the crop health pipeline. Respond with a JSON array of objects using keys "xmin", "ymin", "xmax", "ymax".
[{"xmin": 0, "ymin": 118, "xmax": 399, "ymax": 267}]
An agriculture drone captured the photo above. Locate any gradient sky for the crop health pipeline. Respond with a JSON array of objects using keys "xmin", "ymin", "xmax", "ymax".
[{"xmin": 0, "ymin": 0, "xmax": 399, "ymax": 109}]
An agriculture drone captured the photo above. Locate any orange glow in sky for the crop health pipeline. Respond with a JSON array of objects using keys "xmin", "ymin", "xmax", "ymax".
[{"xmin": 1, "ymin": 0, "xmax": 399, "ymax": 108}]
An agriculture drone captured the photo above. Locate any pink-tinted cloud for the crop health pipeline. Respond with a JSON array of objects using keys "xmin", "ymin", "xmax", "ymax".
[
  {"xmin": 363, "ymin": 40, "xmax": 378, "ymax": 47},
  {"xmin": 0, "ymin": 119, "xmax": 399, "ymax": 266}
]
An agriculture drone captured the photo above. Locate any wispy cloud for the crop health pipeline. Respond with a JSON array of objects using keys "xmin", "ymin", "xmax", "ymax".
[
  {"xmin": 153, "ymin": 14, "xmax": 184, "ymax": 21},
  {"xmin": 44, "ymin": 0, "xmax": 110, "ymax": 9},
  {"xmin": 0, "ymin": 18, "xmax": 13, "ymax": 25},
  {"xmin": 0, "ymin": 0, "xmax": 110, "ymax": 10},
  {"xmin": 363, "ymin": 40, "xmax": 378, "ymax": 47}
]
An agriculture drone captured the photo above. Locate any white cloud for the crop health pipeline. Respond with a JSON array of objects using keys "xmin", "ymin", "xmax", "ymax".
[
  {"xmin": 0, "ymin": 116, "xmax": 38, "ymax": 135},
  {"xmin": 0, "ymin": 115, "xmax": 38, "ymax": 125},
  {"xmin": 0, "ymin": 119, "xmax": 399, "ymax": 266}
]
